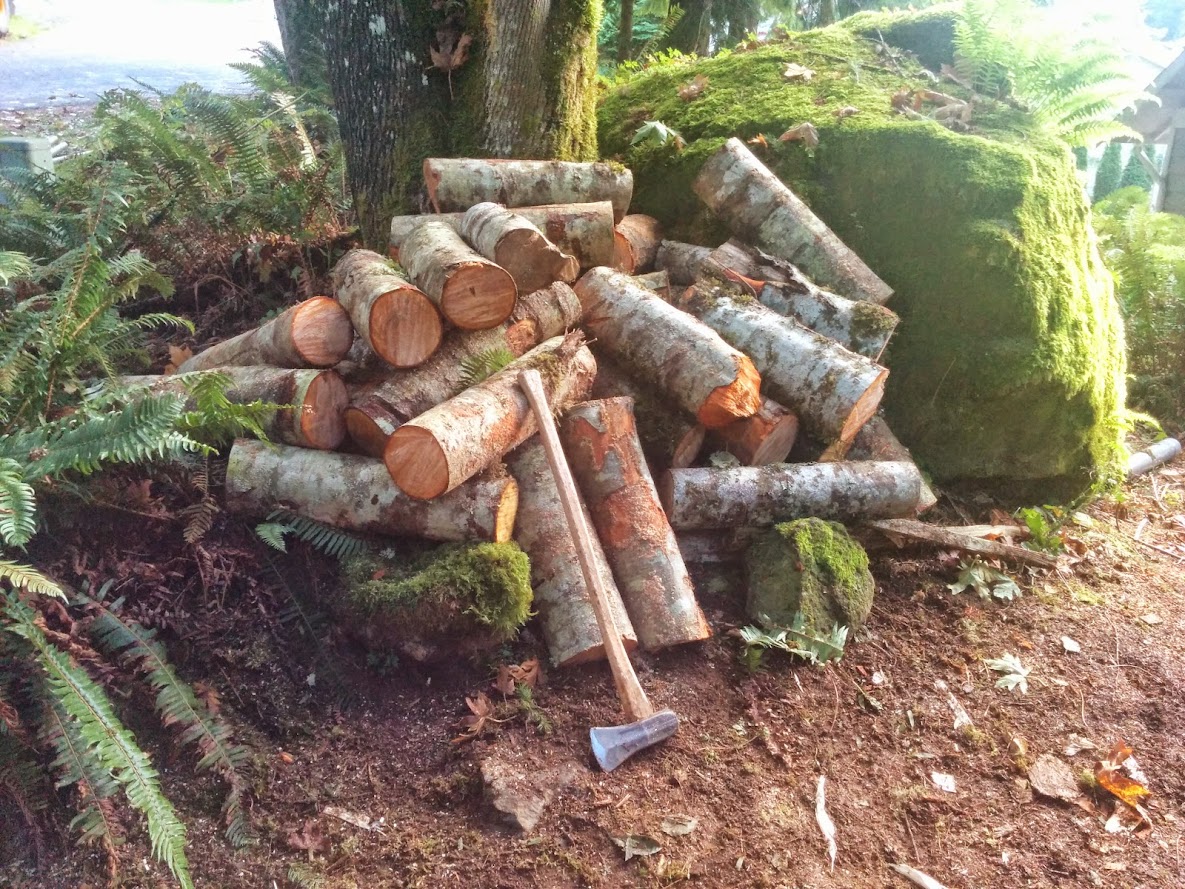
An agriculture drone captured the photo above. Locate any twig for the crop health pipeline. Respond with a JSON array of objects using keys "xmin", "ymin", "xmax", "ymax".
[{"xmin": 1131, "ymin": 535, "xmax": 1183, "ymax": 561}]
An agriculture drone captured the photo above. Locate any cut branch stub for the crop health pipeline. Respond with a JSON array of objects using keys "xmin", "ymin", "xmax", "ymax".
[
  {"xmin": 706, "ymin": 397, "xmax": 799, "ymax": 466},
  {"xmin": 613, "ymin": 214, "xmax": 663, "ymax": 275},
  {"xmin": 461, "ymin": 202, "xmax": 579, "ymax": 293}
]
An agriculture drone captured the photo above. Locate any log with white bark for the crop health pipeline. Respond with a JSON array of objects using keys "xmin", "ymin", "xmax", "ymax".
[
  {"xmin": 122, "ymin": 367, "xmax": 348, "ymax": 451},
  {"xmin": 656, "ymin": 240, "xmax": 712, "ymax": 285},
  {"xmin": 865, "ymin": 519, "xmax": 1057, "ymax": 569},
  {"xmin": 613, "ymin": 214, "xmax": 663, "ymax": 274},
  {"xmin": 676, "ymin": 529, "xmax": 759, "ymax": 564},
  {"xmin": 561, "ymin": 398, "xmax": 710, "ymax": 649},
  {"xmin": 694, "ymin": 138, "xmax": 893, "ymax": 303},
  {"xmin": 506, "ymin": 280, "xmax": 584, "ymax": 346},
  {"xmin": 505, "ymin": 439, "xmax": 638, "ymax": 667},
  {"xmin": 843, "ymin": 415, "xmax": 937, "ymax": 512},
  {"xmin": 330, "ymin": 249, "xmax": 443, "ymax": 368},
  {"xmin": 678, "ymin": 283, "xmax": 887, "ymax": 449},
  {"xmin": 660, "ymin": 461, "xmax": 924, "ymax": 530},
  {"xmin": 424, "ymin": 158, "xmax": 634, "ymax": 222},
  {"xmin": 628, "ymin": 270, "xmax": 670, "ymax": 299},
  {"xmin": 400, "ymin": 220, "xmax": 518, "ymax": 330},
  {"xmin": 706, "ymin": 397, "xmax": 799, "ymax": 466},
  {"xmin": 385, "ymin": 334, "xmax": 596, "ymax": 500},
  {"xmin": 178, "ymin": 296, "xmax": 353, "ymax": 372},
  {"xmin": 1128, "ymin": 438, "xmax": 1182, "ymax": 477},
  {"xmin": 707, "ymin": 239, "xmax": 798, "ymax": 283},
  {"xmin": 461, "ymin": 202, "xmax": 579, "ymax": 293},
  {"xmin": 225, "ymin": 440, "xmax": 518, "ymax": 542},
  {"xmin": 574, "ymin": 267, "xmax": 761, "ymax": 428}
]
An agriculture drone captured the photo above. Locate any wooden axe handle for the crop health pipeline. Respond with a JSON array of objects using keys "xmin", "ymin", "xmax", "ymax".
[{"xmin": 518, "ymin": 369, "xmax": 654, "ymax": 722}]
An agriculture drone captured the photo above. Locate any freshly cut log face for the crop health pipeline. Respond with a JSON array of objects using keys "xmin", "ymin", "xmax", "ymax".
[
  {"xmin": 660, "ymin": 461, "xmax": 924, "ymax": 530},
  {"xmin": 694, "ymin": 138, "xmax": 893, "ymax": 303},
  {"xmin": 574, "ymin": 267, "xmax": 761, "ymax": 428},
  {"xmin": 706, "ymin": 397, "xmax": 799, "ymax": 466},
  {"xmin": 400, "ymin": 220, "xmax": 518, "ymax": 330},
  {"xmin": 178, "ymin": 296, "xmax": 353, "ymax": 372},
  {"xmin": 679, "ymin": 283, "xmax": 887, "ymax": 448},
  {"xmin": 613, "ymin": 214, "xmax": 663, "ymax": 274},
  {"xmin": 385, "ymin": 334, "xmax": 597, "ymax": 500},
  {"xmin": 225, "ymin": 440, "xmax": 518, "ymax": 542},
  {"xmin": 424, "ymin": 158, "xmax": 634, "ymax": 222},
  {"xmin": 843, "ymin": 415, "xmax": 937, "ymax": 512},
  {"xmin": 505, "ymin": 439, "xmax": 638, "ymax": 667},
  {"xmin": 656, "ymin": 240, "xmax": 712, "ymax": 285},
  {"xmin": 330, "ymin": 249, "xmax": 443, "ymax": 368},
  {"xmin": 461, "ymin": 202, "xmax": 579, "ymax": 293},
  {"xmin": 561, "ymin": 398, "xmax": 710, "ymax": 650}
]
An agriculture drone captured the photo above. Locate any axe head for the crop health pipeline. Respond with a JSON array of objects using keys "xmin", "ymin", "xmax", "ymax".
[{"xmin": 590, "ymin": 709, "xmax": 679, "ymax": 771}]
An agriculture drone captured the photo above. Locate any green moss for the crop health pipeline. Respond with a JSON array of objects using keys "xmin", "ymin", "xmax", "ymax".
[
  {"xmin": 744, "ymin": 519, "xmax": 874, "ymax": 635},
  {"xmin": 843, "ymin": 4, "xmax": 960, "ymax": 71}
]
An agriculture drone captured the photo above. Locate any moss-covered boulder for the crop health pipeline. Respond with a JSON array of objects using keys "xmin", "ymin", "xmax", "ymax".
[
  {"xmin": 336, "ymin": 543, "xmax": 532, "ymax": 663},
  {"xmin": 745, "ymin": 519, "xmax": 874, "ymax": 635},
  {"xmin": 597, "ymin": 16, "xmax": 1125, "ymax": 495}
]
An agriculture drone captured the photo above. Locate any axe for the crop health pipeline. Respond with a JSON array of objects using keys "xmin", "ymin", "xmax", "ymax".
[{"xmin": 519, "ymin": 369, "xmax": 678, "ymax": 771}]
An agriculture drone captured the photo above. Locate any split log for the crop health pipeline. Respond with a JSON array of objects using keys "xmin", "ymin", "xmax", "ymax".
[
  {"xmin": 424, "ymin": 158, "xmax": 634, "ymax": 222},
  {"xmin": 122, "ymin": 367, "xmax": 347, "ymax": 451},
  {"xmin": 505, "ymin": 440, "xmax": 638, "ymax": 667},
  {"xmin": 628, "ymin": 270, "xmax": 670, "ymax": 299},
  {"xmin": 385, "ymin": 334, "xmax": 597, "ymax": 500},
  {"xmin": 844, "ymin": 415, "xmax": 937, "ymax": 512},
  {"xmin": 330, "ymin": 249, "xmax": 443, "ymax": 368},
  {"xmin": 178, "ymin": 296, "xmax": 353, "ymax": 372},
  {"xmin": 390, "ymin": 201, "xmax": 616, "ymax": 271},
  {"xmin": 225, "ymin": 440, "xmax": 518, "ymax": 543},
  {"xmin": 656, "ymin": 240, "xmax": 712, "ymax": 285},
  {"xmin": 660, "ymin": 461, "xmax": 924, "ymax": 530},
  {"xmin": 461, "ymin": 202, "xmax": 579, "ymax": 293},
  {"xmin": 1128, "ymin": 438, "xmax": 1182, "ymax": 477},
  {"xmin": 678, "ymin": 283, "xmax": 887, "ymax": 449},
  {"xmin": 400, "ymin": 220, "xmax": 518, "ymax": 330},
  {"xmin": 574, "ymin": 267, "xmax": 761, "ymax": 428},
  {"xmin": 865, "ymin": 519, "xmax": 1058, "ymax": 569},
  {"xmin": 706, "ymin": 397, "xmax": 799, "ymax": 466},
  {"xmin": 561, "ymin": 398, "xmax": 710, "ymax": 649},
  {"xmin": 694, "ymin": 138, "xmax": 893, "ymax": 304},
  {"xmin": 613, "ymin": 214, "xmax": 663, "ymax": 274}
]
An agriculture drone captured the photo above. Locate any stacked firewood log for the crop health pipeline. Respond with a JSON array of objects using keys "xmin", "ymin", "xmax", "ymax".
[{"xmin": 165, "ymin": 144, "xmax": 940, "ymax": 668}]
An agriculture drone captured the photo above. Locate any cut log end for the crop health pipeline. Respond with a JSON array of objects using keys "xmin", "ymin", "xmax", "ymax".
[
  {"xmin": 344, "ymin": 396, "xmax": 400, "ymax": 458},
  {"xmin": 838, "ymin": 367, "xmax": 890, "ymax": 450},
  {"xmin": 443, "ymin": 264, "xmax": 518, "ymax": 330},
  {"xmin": 369, "ymin": 288, "xmax": 444, "ymax": 368},
  {"xmin": 385, "ymin": 424, "xmax": 451, "ymax": 500},
  {"xmin": 696, "ymin": 354, "xmax": 762, "ymax": 428},
  {"xmin": 291, "ymin": 296, "xmax": 355, "ymax": 367},
  {"xmin": 673, "ymin": 425, "xmax": 707, "ymax": 469},
  {"xmin": 613, "ymin": 230, "xmax": 636, "ymax": 274},
  {"xmin": 560, "ymin": 636, "xmax": 640, "ymax": 668},
  {"xmin": 493, "ymin": 479, "xmax": 519, "ymax": 544},
  {"xmin": 298, "ymin": 371, "xmax": 349, "ymax": 450}
]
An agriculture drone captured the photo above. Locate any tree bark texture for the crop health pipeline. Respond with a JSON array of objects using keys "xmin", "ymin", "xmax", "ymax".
[
  {"xmin": 694, "ymin": 138, "xmax": 893, "ymax": 303},
  {"xmin": 271, "ymin": 0, "xmax": 324, "ymax": 93},
  {"xmin": 574, "ymin": 268, "xmax": 761, "ymax": 428},
  {"xmin": 706, "ymin": 397, "xmax": 799, "ymax": 467},
  {"xmin": 865, "ymin": 519, "xmax": 1057, "ymax": 569},
  {"xmin": 508, "ymin": 281, "xmax": 584, "ymax": 346},
  {"xmin": 656, "ymin": 240, "xmax": 713, "ymax": 285},
  {"xmin": 676, "ymin": 528, "xmax": 760, "ymax": 565},
  {"xmin": 461, "ymin": 202, "xmax": 578, "ymax": 294},
  {"xmin": 628, "ymin": 270, "xmax": 670, "ymax": 299},
  {"xmin": 613, "ymin": 214, "xmax": 663, "ymax": 274},
  {"xmin": 225, "ymin": 440, "xmax": 518, "ymax": 542},
  {"xmin": 617, "ymin": 0, "xmax": 634, "ymax": 63},
  {"xmin": 505, "ymin": 439, "xmax": 638, "ymax": 667},
  {"xmin": 844, "ymin": 415, "xmax": 937, "ymax": 512},
  {"xmin": 561, "ymin": 398, "xmax": 710, "ymax": 649}
]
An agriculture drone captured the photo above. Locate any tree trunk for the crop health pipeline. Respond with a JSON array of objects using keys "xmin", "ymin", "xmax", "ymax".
[
  {"xmin": 676, "ymin": 529, "xmax": 760, "ymax": 565},
  {"xmin": 843, "ymin": 415, "xmax": 937, "ymax": 512},
  {"xmin": 385, "ymin": 334, "xmax": 596, "ymax": 499},
  {"xmin": 574, "ymin": 268, "xmax": 761, "ymax": 428},
  {"xmin": 613, "ymin": 214, "xmax": 663, "ymax": 274},
  {"xmin": 461, "ymin": 202, "xmax": 579, "ymax": 294},
  {"xmin": 331, "ymin": 249, "xmax": 443, "ymax": 368},
  {"xmin": 667, "ymin": 0, "xmax": 714, "ymax": 55},
  {"xmin": 694, "ymin": 138, "xmax": 893, "ymax": 303},
  {"xmin": 656, "ymin": 240, "xmax": 712, "ymax": 285},
  {"xmin": 660, "ymin": 461, "xmax": 925, "ymax": 530},
  {"xmin": 178, "ymin": 296, "xmax": 353, "ymax": 373},
  {"xmin": 505, "ymin": 439, "xmax": 638, "ymax": 667},
  {"xmin": 271, "ymin": 0, "xmax": 324, "ymax": 93},
  {"xmin": 706, "ymin": 397, "xmax": 799, "ymax": 466},
  {"xmin": 617, "ymin": 0, "xmax": 635, "ymax": 63},
  {"xmin": 561, "ymin": 398, "xmax": 710, "ymax": 650},
  {"xmin": 225, "ymin": 440, "xmax": 518, "ymax": 542}
]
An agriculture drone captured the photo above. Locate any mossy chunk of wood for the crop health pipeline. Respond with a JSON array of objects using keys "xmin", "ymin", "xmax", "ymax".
[
  {"xmin": 745, "ymin": 519, "xmax": 873, "ymax": 636},
  {"xmin": 337, "ymin": 543, "xmax": 532, "ymax": 662}
]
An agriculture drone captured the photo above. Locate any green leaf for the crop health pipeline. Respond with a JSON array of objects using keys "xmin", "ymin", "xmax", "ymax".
[
  {"xmin": 254, "ymin": 522, "xmax": 290, "ymax": 553},
  {"xmin": 984, "ymin": 652, "xmax": 1030, "ymax": 694},
  {"xmin": 631, "ymin": 120, "xmax": 685, "ymax": 151},
  {"xmin": 947, "ymin": 560, "xmax": 1021, "ymax": 602},
  {"xmin": 0, "ymin": 459, "xmax": 38, "ymax": 548},
  {"xmin": 0, "ymin": 561, "xmax": 65, "ymax": 600}
]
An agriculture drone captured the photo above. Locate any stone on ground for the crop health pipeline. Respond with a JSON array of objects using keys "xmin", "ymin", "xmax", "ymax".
[{"xmin": 480, "ymin": 748, "xmax": 584, "ymax": 832}]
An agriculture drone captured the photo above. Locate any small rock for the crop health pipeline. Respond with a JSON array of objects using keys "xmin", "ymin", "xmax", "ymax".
[
  {"xmin": 1028, "ymin": 753, "xmax": 1080, "ymax": 802},
  {"xmin": 480, "ymin": 748, "xmax": 583, "ymax": 832}
]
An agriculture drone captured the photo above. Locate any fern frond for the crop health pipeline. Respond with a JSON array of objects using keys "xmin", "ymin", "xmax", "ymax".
[
  {"xmin": 254, "ymin": 522, "xmax": 290, "ymax": 552},
  {"xmin": 0, "ymin": 458, "xmax": 38, "ymax": 548},
  {"xmin": 0, "ymin": 251, "xmax": 34, "ymax": 286},
  {"xmin": 262, "ymin": 510, "xmax": 366, "ymax": 560},
  {"xmin": 180, "ymin": 497, "xmax": 220, "ymax": 545},
  {"xmin": 458, "ymin": 347, "xmax": 516, "ymax": 390},
  {"xmin": 0, "ymin": 733, "xmax": 51, "ymax": 846},
  {"xmin": 0, "ymin": 562, "xmax": 64, "ymax": 600}
]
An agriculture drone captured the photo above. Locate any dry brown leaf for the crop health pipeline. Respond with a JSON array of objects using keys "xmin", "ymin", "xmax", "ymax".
[
  {"xmin": 492, "ymin": 665, "xmax": 516, "ymax": 697},
  {"xmin": 286, "ymin": 819, "xmax": 328, "ymax": 855},
  {"xmin": 783, "ymin": 63, "xmax": 814, "ymax": 82},
  {"xmin": 452, "ymin": 692, "xmax": 497, "ymax": 744},
  {"xmin": 163, "ymin": 344, "xmax": 192, "ymax": 374},
  {"xmin": 778, "ymin": 122, "xmax": 820, "ymax": 148},
  {"xmin": 747, "ymin": 133, "xmax": 769, "ymax": 149},
  {"xmin": 679, "ymin": 74, "xmax": 709, "ymax": 102},
  {"xmin": 507, "ymin": 658, "xmax": 541, "ymax": 689},
  {"xmin": 430, "ymin": 32, "xmax": 472, "ymax": 74}
]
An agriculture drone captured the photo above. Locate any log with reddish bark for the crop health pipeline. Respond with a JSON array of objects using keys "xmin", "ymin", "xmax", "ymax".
[
  {"xmin": 660, "ymin": 461, "xmax": 924, "ymax": 530},
  {"xmin": 330, "ymin": 249, "xmax": 443, "ymax": 368},
  {"xmin": 122, "ymin": 367, "xmax": 348, "ymax": 451},
  {"xmin": 694, "ymin": 138, "xmax": 893, "ymax": 303},
  {"xmin": 678, "ymin": 283, "xmax": 887, "ymax": 450},
  {"xmin": 613, "ymin": 214, "xmax": 663, "ymax": 274},
  {"xmin": 628, "ymin": 270, "xmax": 670, "ymax": 299},
  {"xmin": 505, "ymin": 439, "xmax": 639, "ymax": 667},
  {"xmin": 574, "ymin": 267, "xmax": 761, "ymax": 428},
  {"xmin": 842, "ymin": 415, "xmax": 937, "ymax": 512},
  {"xmin": 225, "ymin": 440, "xmax": 518, "ymax": 542},
  {"xmin": 178, "ymin": 296, "xmax": 353, "ymax": 373},
  {"xmin": 561, "ymin": 398, "xmax": 710, "ymax": 650},
  {"xmin": 461, "ymin": 202, "xmax": 579, "ymax": 293},
  {"xmin": 656, "ymin": 240, "xmax": 712, "ymax": 285},
  {"xmin": 385, "ymin": 334, "xmax": 597, "ymax": 500},
  {"xmin": 424, "ymin": 158, "xmax": 633, "ymax": 222},
  {"xmin": 400, "ymin": 221, "xmax": 518, "ymax": 330},
  {"xmin": 706, "ymin": 397, "xmax": 799, "ymax": 466}
]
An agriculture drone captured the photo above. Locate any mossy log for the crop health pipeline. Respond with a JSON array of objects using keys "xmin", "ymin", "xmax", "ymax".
[
  {"xmin": 844, "ymin": 415, "xmax": 937, "ymax": 512},
  {"xmin": 656, "ymin": 240, "xmax": 712, "ymax": 285},
  {"xmin": 178, "ymin": 296, "xmax": 353, "ymax": 372},
  {"xmin": 561, "ymin": 398, "xmax": 710, "ymax": 649},
  {"xmin": 706, "ymin": 397, "xmax": 799, "ymax": 466},
  {"xmin": 613, "ymin": 214, "xmax": 663, "ymax": 274},
  {"xmin": 694, "ymin": 138, "xmax": 893, "ymax": 304},
  {"xmin": 628, "ymin": 270, "xmax": 671, "ymax": 299},
  {"xmin": 679, "ymin": 283, "xmax": 887, "ymax": 449},
  {"xmin": 660, "ymin": 461, "xmax": 924, "ymax": 530},
  {"xmin": 122, "ymin": 367, "xmax": 347, "ymax": 451},
  {"xmin": 424, "ymin": 158, "xmax": 634, "ymax": 222},
  {"xmin": 461, "ymin": 202, "xmax": 579, "ymax": 293},
  {"xmin": 225, "ymin": 440, "xmax": 518, "ymax": 542},
  {"xmin": 385, "ymin": 334, "xmax": 597, "ymax": 500},
  {"xmin": 574, "ymin": 267, "xmax": 761, "ymax": 428},
  {"xmin": 505, "ymin": 440, "xmax": 638, "ymax": 667},
  {"xmin": 330, "ymin": 249, "xmax": 444, "ymax": 369},
  {"xmin": 400, "ymin": 220, "xmax": 518, "ymax": 330}
]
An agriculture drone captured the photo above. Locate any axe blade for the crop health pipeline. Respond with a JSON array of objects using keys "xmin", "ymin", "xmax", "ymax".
[{"xmin": 590, "ymin": 709, "xmax": 679, "ymax": 771}]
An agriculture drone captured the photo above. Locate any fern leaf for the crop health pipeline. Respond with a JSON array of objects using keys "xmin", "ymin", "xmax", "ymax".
[
  {"xmin": 0, "ymin": 561, "xmax": 64, "ymax": 600},
  {"xmin": 0, "ymin": 458, "xmax": 38, "ymax": 548},
  {"xmin": 0, "ymin": 251, "xmax": 34, "ymax": 286},
  {"xmin": 180, "ymin": 497, "xmax": 220, "ymax": 545},
  {"xmin": 263, "ymin": 510, "xmax": 366, "ymax": 560},
  {"xmin": 458, "ymin": 347, "xmax": 516, "ymax": 390},
  {"xmin": 254, "ymin": 522, "xmax": 290, "ymax": 552}
]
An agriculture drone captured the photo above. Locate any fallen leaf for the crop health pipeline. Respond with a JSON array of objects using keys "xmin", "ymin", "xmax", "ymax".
[
  {"xmin": 935, "ymin": 679, "xmax": 972, "ymax": 729},
  {"xmin": 492, "ymin": 665, "xmax": 516, "ymax": 696},
  {"xmin": 1061, "ymin": 636, "xmax": 1081, "ymax": 653},
  {"xmin": 1140, "ymin": 613, "xmax": 1162, "ymax": 626},
  {"xmin": 287, "ymin": 819, "xmax": 328, "ymax": 855},
  {"xmin": 834, "ymin": 105, "xmax": 861, "ymax": 120},
  {"xmin": 612, "ymin": 834, "xmax": 662, "ymax": 861},
  {"xmin": 783, "ymin": 63, "xmax": 814, "ymax": 82},
  {"xmin": 323, "ymin": 805, "xmax": 381, "ymax": 832},
  {"xmin": 1064, "ymin": 734, "xmax": 1097, "ymax": 756},
  {"xmin": 1008, "ymin": 735, "xmax": 1028, "ymax": 761},
  {"xmin": 1096, "ymin": 741, "xmax": 1151, "ymax": 809},
  {"xmin": 678, "ymin": 74, "xmax": 709, "ymax": 101},
  {"xmin": 778, "ymin": 121, "xmax": 820, "ymax": 148},
  {"xmin": 815, "ymin": 776, "xmax": 837, "ymax": 870},
  {"xmin": 278, "ymin": 751, "xmax": 295, "ymax": 765},
  {"xmin": 452, "ymin": 692, "xmax": 497, "ymax": 744},
  {"xmin": 888, "ymin": 862, "xmax": 951, "ymax": 889},
  {"xmin": 507, "ymin": 658, "xmax": 541, "ymax": 689},
  {"xmin": 660, "ymin": 814, "xmax": 699, "ymax": 836},
  {"xmin": 746, "ymin": 133, "xmax": 769, "ymax": 149},
  {"xmin": 1028, "ymin": 753, "xmax": 1080, "ymax": 802},
  {"xmin": 931, "ymin": 772, "xmax": 957, "ymax": 794},
  {"xmin": 430, "ymin": 32, "xmax": 472, "ymax": 74},
  {"xmin": 163, "ymin": 344, "xmax": 192, "ymax": 374}
]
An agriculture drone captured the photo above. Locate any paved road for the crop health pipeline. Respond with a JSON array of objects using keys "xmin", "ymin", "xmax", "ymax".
[{"xmin": 0, "ymin": 0, "xmax": 281, "ymax": 109}]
